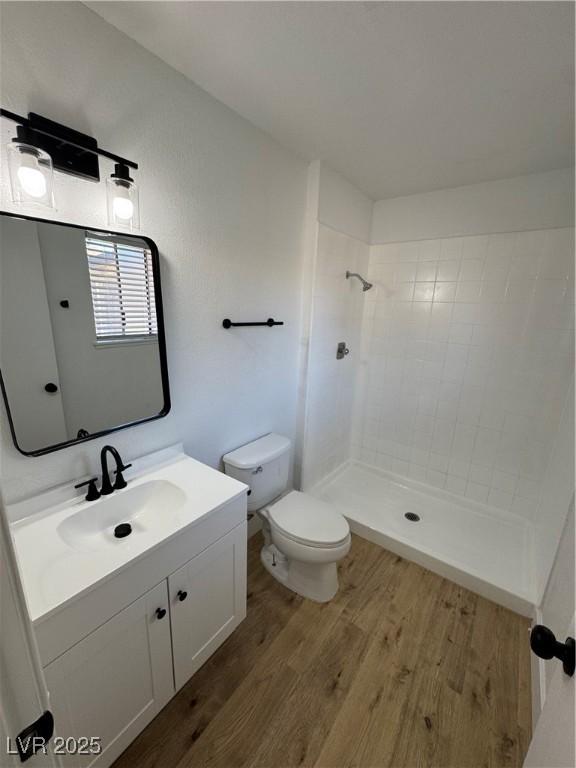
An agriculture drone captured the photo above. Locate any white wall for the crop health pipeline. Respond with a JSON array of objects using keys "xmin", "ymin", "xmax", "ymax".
[
  {"xmin": 372, "ymin": 168, "xmax": 574, "ymax": 244},
  {"xmin": 318, "ymin": 164, "xmax": 373, "ymax": 243},
  {"xmin": 535, "ymin": 378, "xmax": 575, "ymax": 603},
  {"xmin": 0, "ymin": 2, "xmax": 307, "ymax": 502},
  {"xmin": 300, "ymin": 162, "xmax": 371, "ymax": 489},
  {"xmin": 302, "ymin": 225, "xmax": 368, "ymax": 488}
]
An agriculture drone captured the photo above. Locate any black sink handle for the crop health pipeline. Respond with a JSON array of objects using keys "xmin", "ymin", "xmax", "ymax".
[
  {"xmin": 74, "ymin": 478, "xmax": 100, "ymax": 502},
  {"xmin": 114, "ymin": 463, "xmax": 133, "ymax": 491}
]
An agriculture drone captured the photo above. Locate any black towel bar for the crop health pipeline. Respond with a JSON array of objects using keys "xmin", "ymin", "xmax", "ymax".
[{"xmin": 222, "ymin": 318, "xmax": 284, "ymax": 328}]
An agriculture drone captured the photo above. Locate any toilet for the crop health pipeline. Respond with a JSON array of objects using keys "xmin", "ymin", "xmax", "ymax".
[{"xmin": 223, "ymin": 434, "xmax": 351, "ymax": 602}]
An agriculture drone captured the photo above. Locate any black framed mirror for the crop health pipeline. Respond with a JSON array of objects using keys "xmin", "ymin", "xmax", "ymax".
[{"xmin": 0, "ymin": 211, "xmax": 170, "ymax": 456}]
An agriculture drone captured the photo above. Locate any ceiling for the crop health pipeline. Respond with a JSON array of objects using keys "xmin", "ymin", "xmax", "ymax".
[{"xmin": 88, "ymin": 1, "xmax": 574, "ymax": 201}]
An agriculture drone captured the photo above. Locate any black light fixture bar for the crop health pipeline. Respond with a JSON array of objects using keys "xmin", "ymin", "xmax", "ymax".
[{"xmin": 1, "ymin": 108, "xmax": 138, "ymax": 180}]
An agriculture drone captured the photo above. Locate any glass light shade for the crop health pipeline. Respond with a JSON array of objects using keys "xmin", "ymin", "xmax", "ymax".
[
  {"xmin": 107, "ymin": 176, "xmax": 140, "ymax": 231},
  {"xmin": 7, "ymin": 142, "xmax": 55, "ymax": 209}
]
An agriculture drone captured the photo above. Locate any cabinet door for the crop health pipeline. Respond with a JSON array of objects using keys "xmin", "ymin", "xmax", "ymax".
[
  {"xmin": 170, "ymin": 522, "xmax": 247, "ymax": 690},
  {"xmin": 44, "ymin": 580, "xmax": 173, "ymax": 768}
]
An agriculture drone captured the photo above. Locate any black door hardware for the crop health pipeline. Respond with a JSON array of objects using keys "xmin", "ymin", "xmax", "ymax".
[
  {"xmin": 156, "ymin": 608, "xmax": 167, "ymax": 620},
  {"xmin": 336, "ymin": 342, "xmax": 349, "ymax": 360},
  {"xmin": 74, "ymin": 478, "xmax": 101, "ymax": 502},
  {"xmin": 14, "ymin": 710, "xmax": 54, "ymax": 762},
  {"xmin": 59, "ymin": 299, "xmax": 69, "ymax": 308},
  {"xmin": 530, "ymin": 624, "xmax": 575, "ymax": 677},
  {"xmin": 222, "ymin": 318, "xmax": 284, "ymax": 328},
  {"xmin": 114, "ymin": 523, "xmax": 132, "ymax": 539},
  {"xmin": 44, "ymin": 382, "xmax": 58, "ymax": 393},
  {"xmin": 177, "ymin": 590, "xmax": 188, "ymax": 602}
]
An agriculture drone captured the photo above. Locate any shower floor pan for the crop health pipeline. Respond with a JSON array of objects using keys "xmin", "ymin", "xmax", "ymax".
[{"xmin": 312, "ymin": 461, "xmax": 535, "ymax": 616}]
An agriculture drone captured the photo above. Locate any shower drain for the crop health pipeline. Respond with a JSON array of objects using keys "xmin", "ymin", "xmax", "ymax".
[{"xmin": 404, "ymin": 512, "xmax": 420, "ymax": 522}]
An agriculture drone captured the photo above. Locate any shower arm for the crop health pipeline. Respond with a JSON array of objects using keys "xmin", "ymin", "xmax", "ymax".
[{"xmin": 345, "ymin": 271, "xmax": 373, "ymax": 291}]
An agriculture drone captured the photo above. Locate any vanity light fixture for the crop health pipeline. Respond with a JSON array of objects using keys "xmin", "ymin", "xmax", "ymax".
[
  {"xmin": 107, "ymin": 162, "xmax": 140, "ymax": 230},
  {"xmin": 1, "ymin": 108, "xmax": 140, "ymax": 228}
]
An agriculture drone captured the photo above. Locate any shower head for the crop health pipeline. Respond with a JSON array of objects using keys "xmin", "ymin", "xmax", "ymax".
[{"xmin": 346, "ymin": 270, "xmax": 373, "ymax": 292}]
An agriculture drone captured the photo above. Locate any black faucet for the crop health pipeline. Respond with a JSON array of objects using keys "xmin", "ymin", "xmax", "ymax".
[{"xmin": 100, "ymin": 445, "xmax": 132, "ymax": 496}]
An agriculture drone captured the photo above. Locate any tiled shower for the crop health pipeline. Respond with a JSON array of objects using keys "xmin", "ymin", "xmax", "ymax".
[
  {"xmin": 355, "ymin": 228, "xmax": 573, "ymax": 516},
  {"xmin": 303, "ymin": 221, "xmax": 574, "ymax": 611}
]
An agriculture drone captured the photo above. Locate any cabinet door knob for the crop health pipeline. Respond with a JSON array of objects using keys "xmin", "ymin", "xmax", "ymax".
[
  {"xmin": 44, "ymin": 382, "xmax": 59, "ymax": 394},
  {"xmin": 177, "ymin": 590, "xmax": 188, "ymax": 602},
  {"xmin": 155, "ymin": 607, "xmax": 166, "ymax": 620}
]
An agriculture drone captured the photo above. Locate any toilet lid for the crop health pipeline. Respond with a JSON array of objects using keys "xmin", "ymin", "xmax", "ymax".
[{"xmin": 268, "ymin": 491, "xmax": 350, "ymax": 547}]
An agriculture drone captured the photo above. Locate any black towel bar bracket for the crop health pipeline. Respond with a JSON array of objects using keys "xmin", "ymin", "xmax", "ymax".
[{"xmin": 222, "ymin": 318, "xmax": 284, "ymax": 329}]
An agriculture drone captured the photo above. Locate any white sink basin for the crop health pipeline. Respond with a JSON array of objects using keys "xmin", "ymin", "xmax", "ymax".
[
  {"xmin": 57, "ymin": 480, "xmax": 187, "ymax": 552},
  {"xmin": 8, "ymin": 450, "xmax": 248, "ymax": 623}
]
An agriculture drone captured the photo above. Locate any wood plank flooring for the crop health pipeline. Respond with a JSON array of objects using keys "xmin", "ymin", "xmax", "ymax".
[{"xmin": 113, "ymin": 533, "xmax": 532, "ymax": 768}]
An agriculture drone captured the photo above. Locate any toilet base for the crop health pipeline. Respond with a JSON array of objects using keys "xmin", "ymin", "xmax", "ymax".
[{"xmin": 260, "ymin": 543, "xmax": 339, "ymax": 603}]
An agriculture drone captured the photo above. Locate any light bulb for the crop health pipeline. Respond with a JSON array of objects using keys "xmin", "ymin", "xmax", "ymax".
[
  {"xmin": 17, "ymin": 165, "xmax": 47, "ymax": 199},
  {"xmin": 107, "ymin": 164, "xmax": 139, "ymax": 230},
  {"xmin": 8, "ymin": 136, "xmax": 55, "ymax": 209},
  {"xmin": 113, "ymin": 195, "xmax": 134, "ymax": 221}
]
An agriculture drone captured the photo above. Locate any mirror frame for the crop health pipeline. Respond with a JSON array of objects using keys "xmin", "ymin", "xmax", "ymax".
[{"xmin": 0, "ymin": 210, "xmax": 171, "ymax": 456}]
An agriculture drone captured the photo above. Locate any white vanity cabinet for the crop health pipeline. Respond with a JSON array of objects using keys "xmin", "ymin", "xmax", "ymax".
[
  {"xmin": 170, "ymin": 523, "xmax": 247, "ymax": 690},
  {"xmin": 44, "ymin": 580, "xmax": 173, "ymax": 767},
  {"xmin": 42, "ymin": 520, "xmax": 247, "ymax": 768},
  {"xmin": 11, "ymin": 451, "xmax": 249, "ymax": 768}
]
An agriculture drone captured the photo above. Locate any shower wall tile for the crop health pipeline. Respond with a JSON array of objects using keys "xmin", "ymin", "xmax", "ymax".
[
  {"xmin": 353, "ymin": 227, "xmax": 574, "ymax": 520},
  {"xmin": 303, "ymin": 224, "xmax": 369, "ymax": 489}
]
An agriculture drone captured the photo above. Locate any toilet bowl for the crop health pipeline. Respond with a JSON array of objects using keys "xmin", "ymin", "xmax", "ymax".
[
  {"xmin": 223, "ymin": 435, "xmax": 350, "ymax": 602},
  {"xmin": 262, "ymin": 490, "xmax": 351, "ymax": 602}
]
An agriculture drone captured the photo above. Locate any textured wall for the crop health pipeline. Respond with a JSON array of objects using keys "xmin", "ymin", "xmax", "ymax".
[
  {"xmin": 353, "ymin": 228, "xmax": 574, "ymax": 519},
  {"xmin": 0, "ymin": 2, "xmax": 307, "ymax": 502},
  {"xmin": 318, "ymin": 164, "xmax": 373, "ymax": 243},
  {"xmin": 298, "ymin": 162, "xmax": 372, "ymax": 489},
  {"xmin": 302, "ymin": 225, "xmax": 368, "ymax": 489}
]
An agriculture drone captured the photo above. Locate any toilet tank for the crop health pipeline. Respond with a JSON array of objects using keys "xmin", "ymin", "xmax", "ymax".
[{"xmin": 223, "ymin": 434, "xmax": 291, "ymax": 512}]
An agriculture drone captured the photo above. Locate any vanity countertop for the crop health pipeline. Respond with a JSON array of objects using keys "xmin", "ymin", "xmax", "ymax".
[{"xmin": 10, "ymin": 452, "xmax": 247, "ymax": 623}]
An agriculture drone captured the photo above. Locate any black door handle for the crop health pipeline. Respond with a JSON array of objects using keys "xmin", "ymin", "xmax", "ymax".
[
  {"xmin": 155, "ymin": 607, "xmax": 166, "ymax": 620},
  {"xmin": 177, "ymin": 590, "xmax": 188, "ymax": 602},
  {"xmin": 44, "ymin": 382, "xmax": 58, "ymax": 393},
  {"xmin": 530, "ymin": 624, "xmax": 575, "ymax": 677}
]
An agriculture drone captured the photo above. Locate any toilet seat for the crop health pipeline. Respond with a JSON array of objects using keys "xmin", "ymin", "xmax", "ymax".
[{"xmin": 267, "ymin": 491, "xmax": 350, "ymax": 548}]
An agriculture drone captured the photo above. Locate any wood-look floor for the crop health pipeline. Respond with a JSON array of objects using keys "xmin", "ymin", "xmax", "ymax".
[{"xmin": 113, "ymin": 533, "xmax": 532, "ymax": 768}]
